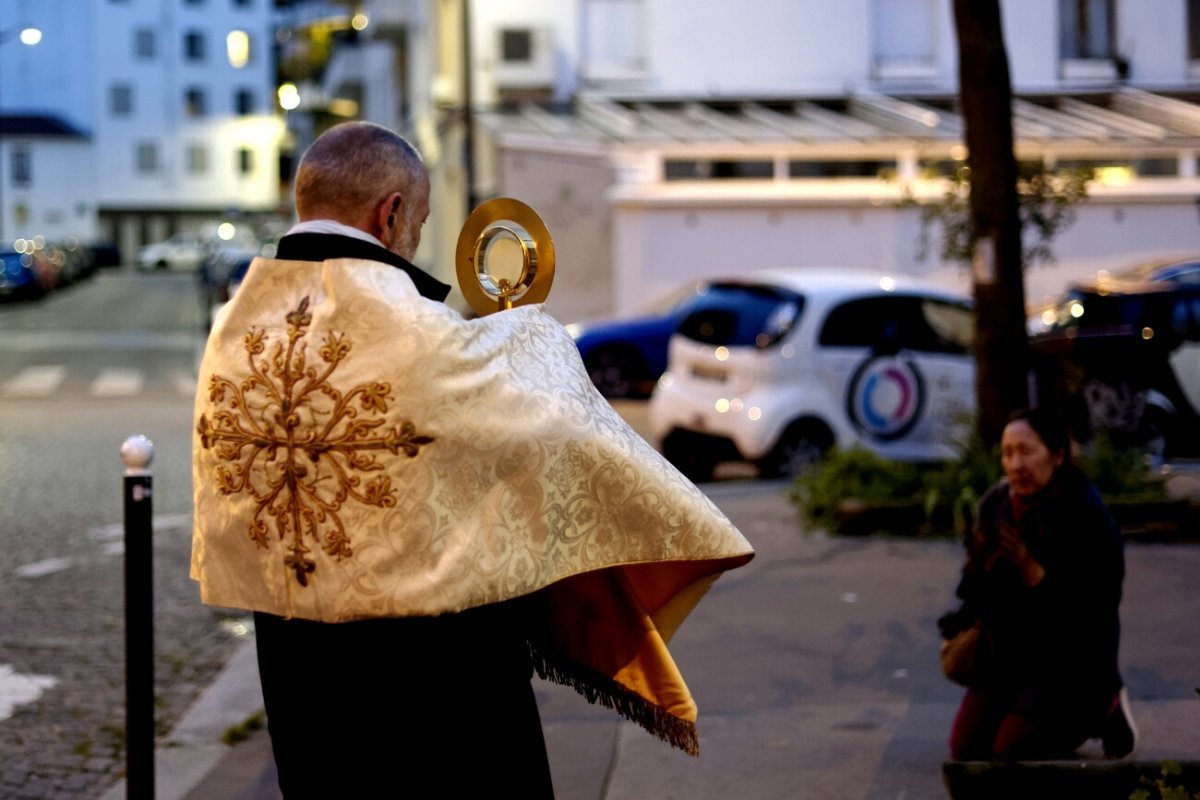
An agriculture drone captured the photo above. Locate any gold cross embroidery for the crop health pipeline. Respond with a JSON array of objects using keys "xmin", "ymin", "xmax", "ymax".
[{"xmin": 197, "ymin": 296, "xmax": 433, "ymax": 587}]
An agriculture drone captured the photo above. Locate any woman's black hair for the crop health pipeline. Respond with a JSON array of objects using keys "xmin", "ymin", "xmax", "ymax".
[{"xmin": 1006, "ymin": 406, "xmax": 1069, "ymax": 457}]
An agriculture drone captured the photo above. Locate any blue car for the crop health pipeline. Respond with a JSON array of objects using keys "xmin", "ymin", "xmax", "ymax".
[
  {"xmin": 0, "ymin": 251, "xmax": 48, "ymax": 301},
  {"xmin": 567, "ymin": 283, "xmax": 706, "ymax": 399}
]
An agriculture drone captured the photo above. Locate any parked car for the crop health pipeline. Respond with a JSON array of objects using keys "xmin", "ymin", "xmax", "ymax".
[
  {"xmin": 0, "ymin": 251, "xmax": 49, "ymax": 301},
  {"xmin": 137, "ymin": 232, "xmax": 206, "ymax": 271},
  {"xmin": 1031, "ymin": 275, "xmax": 1200, "ymax": 463},
  {"xmin": 648, "ymin": 268, "xmax": 976, "ymax": 480},
  {"xmin": 198, "ymin": 225, "xmax": 274, "ymax": 329},
  {"xmin": 205, "ymin": 255, "xmax": 254, "ymax": 327},
  {"xmin": 566, "ymin": 283, "xmax": 706, "ymax": 398}
]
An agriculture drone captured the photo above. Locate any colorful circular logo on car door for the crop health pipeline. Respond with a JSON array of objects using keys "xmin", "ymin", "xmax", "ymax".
[{"xmin": 846, "ymin": 356, "xmax": 925, "ymax": 441}]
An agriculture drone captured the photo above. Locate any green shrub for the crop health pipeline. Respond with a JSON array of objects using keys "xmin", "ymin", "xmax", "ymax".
[
  {"xmin": 1078, "ymin": 432, "xmax": 1167, "ymax": 503},
  {"xmin": 920, "ymin": 434, "xmax": 1002, "ymax": 536},
  {"xmin": 787, "ymin": 446, "xmax": 923, "ymax": 532},
  {"xmin": 787, "ymin": 430, "xmax": 1167, "ymax": 537}
]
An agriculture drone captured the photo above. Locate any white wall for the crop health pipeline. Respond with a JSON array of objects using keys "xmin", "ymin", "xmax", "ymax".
[
  {"xmin": 0, "ymin": 138, "xmax": 98, "ymax": 243},
  {"xmin": 605, "ymin": 193, "xmax": 1200, "ymax": 318},
  {"xmin": 1118, "ymin": 0, "xmax": 1189, "ymax": 84},
  {"xmin": 610, "ymin": 201, "xmax": 936, "ymax": 315}
]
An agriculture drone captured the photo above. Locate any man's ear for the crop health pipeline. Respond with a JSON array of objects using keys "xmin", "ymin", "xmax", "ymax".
[{"xmin": 377, "ymin": 193, "xmax": 401, "ymax": 235}]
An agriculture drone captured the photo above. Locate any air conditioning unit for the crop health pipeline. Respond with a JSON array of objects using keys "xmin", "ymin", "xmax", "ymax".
[{"xmin": 493, "ymin": 26, "xmax": 556, "ymax": 91}]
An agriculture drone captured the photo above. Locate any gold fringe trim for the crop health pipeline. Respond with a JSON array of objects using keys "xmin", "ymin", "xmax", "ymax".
[{"xmin": 529, "ymin": 642, "xmax": 700, "ymax": 756}]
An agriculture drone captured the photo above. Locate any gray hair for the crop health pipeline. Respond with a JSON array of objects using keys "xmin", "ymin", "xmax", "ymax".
[{"xmin": 294, "ymin": 122, "xmax": 426, "ymax": 220}]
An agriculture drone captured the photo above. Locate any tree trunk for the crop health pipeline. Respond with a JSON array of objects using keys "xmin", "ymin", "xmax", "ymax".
[{"xmin": 953, "ymin": 0, "xmax": 1030, "ymax": 445}]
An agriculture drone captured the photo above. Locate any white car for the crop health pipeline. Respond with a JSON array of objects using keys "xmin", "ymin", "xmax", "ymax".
[
  {"xmin": 648, "ymin": 268, "xmax": 976, "ymax": 480},
  {"xmin": 136, "ymin": 232, "xmax": 205, "ymax": 271}
]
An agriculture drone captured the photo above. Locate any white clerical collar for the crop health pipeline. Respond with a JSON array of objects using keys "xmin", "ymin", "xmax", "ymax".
[{"xmin": 286, "ymin": 220, "xmax": 385, "ymax": 249}]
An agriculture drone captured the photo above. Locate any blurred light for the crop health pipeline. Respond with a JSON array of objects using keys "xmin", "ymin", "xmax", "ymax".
[
  {"xmin": 327, "ymin": 98, "xmax": 360, "ymax": 117},
  {"xmin": 658, "ymin": 373, "xmax": 674, "ymax": 390},
  {"xmin": 714, "ymin": 346, "xmax": 729, "ymax": 361},
  {"xmin": 1041, "ymin": 309, "xmax": 1056, "ymax": 326},
  {"xmin": 1097, "ymin": 269, "xmax": 1110, "ymax": 283},
  {"xmin": 1069, "ymin": 302, "xmax": 1085, "ymax": 318},
  {"xmin": 1095, "ymin": 166, "xmax": 1133, "ymax": 186},
  {"xmin": 227, "ymin": 30, "xmax": 250, "ymax": 69},
  {"xmin": 19, "ymin": 28, "xmax": 42, "ymax": 46},
  {"xmin": 781, "ymin": 343, "xmax": 795, "ymax": 358},
  {"xmin": 217, "ymin": 222, "xmax": 237, "ymax": 241},
  {"xmin": 351, "ymin": 13, "xmax": 369, "ymax": 31},
  {"xmin": 715, "ymin": 398, "xmax": 730, "ymax": 413},
  {"xmin": 747, "ymin": 406, "xmax": 762, "ymax": 421},
  {"xmin": 32, "ymin": 235, "xmax": 44, "ymax": 250},
  {"xmin": 730, "ymin": 398, "xmax": 744, "ymax": 412},
  {"xmin": 278, "ymin": 83, "xmax": 301, "ymax": 111},
  {"xmin": 1142, "ymin": 327, "xmax": 1154, "ymax": 340},
  {"xmin": 950, "ymin": 145, "xmax": 967, "ymax": 161},
  {"xmin": 880, "ymin": 276, "xmax": 896, "ymax": 292}
]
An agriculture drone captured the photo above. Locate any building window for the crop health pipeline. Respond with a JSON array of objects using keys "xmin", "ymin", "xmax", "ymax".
[
  {"xmin": 11, "ymin": 147, "xmax": 32, "ymax": 188},
  {"xmin": 1189, "ymin": 0, "xmax": 1200, "ymax": 61},
  {"xmin": 500, "ymin": 29, "xmax": 533, "ymax": 63},
  {"xmin": 227, "ymin": 30, "xmax": 251, "ymax": 68},
  {"xmin": 234, "ymin": 89, "xmax": 255, "ymax": 115},
  {"xmin": 136, "ymin": 142, "xmax": 159, "ymax": 174},
  {"xmin": 1060, "ymin": 0, "xmax": 1114, "ymax": 59},
  {"xmin": 789, "ymin": 159, "xmax": 898, "ymax": 179},
  {"xmin": 184, "ymin": 87, "xmax": 206, "ymax": 117},
  {"xmin": 134, "ymin": 28, "xmax": 156, "ymax": 59},
  {"xmin": 873, "ymin": 0, "xmax": 936, "ymax": 78},
  {"xmin": 582, "ymin": 0, "xmax": 646, "ymax": 82},
  {"xmin": 237, "ymin": 147, "xmax": 254, "ymax": 175},
  {"xmin": 187, "ymin": 144, "xmax": 208, "ymax": 174},
  {"xmin": 184, "ymin": 30, "xmax": 206, "ymax": 62},
  {"xmin": 110, "ymin": 84, "xmax": 134, "ymax": 116},
  {"xmin": 664, "ymin": 159, "xmax": 774, "ymax": 180}
]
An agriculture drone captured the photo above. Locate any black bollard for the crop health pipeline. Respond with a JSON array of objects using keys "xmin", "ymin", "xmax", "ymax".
[{"xmin": 121, "ymin": 435, "xmax": 155, "ymax": 800}]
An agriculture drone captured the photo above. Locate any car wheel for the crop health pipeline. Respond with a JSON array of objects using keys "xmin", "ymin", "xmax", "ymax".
[
  {"xmin": 155, "ymin": 259, "xmax": 169, "ymax": 270},
  {"xmin": 585, "ymin": 347, "xmax": 647, "ymax": 399},
  {"xmin": 1141, "ymin": 407, "xmax": 1173, "ymax": 469},
  {"xmin": 759, "ymin": 421, "xmax": 833, "ymax": 479}
]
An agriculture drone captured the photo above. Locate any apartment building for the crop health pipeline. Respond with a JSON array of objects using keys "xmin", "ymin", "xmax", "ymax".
[{"xmin": 0, "ymin": 0, "xmax": 284, "ymax": 260}]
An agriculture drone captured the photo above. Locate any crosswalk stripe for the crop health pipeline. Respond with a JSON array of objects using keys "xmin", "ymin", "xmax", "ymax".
[
  {"xmin": 2, "ymin": 365, "xmax": 67, "ymax": 397},
  {"xmin": 90, "ymin": 368, "xmax": 145, "ymax": 397},
  {"xmin": 1, "ymin": 365, "xmax": 200, "ymax": 398},
  {"xmin": 172, "ymin": 370, "xmax": 198, "ymax": 397}
]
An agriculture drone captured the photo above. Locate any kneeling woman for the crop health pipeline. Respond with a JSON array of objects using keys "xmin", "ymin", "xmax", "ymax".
[{"xmin": 941, "ymin": 408, "xmax": 1136, "ymax": 760}]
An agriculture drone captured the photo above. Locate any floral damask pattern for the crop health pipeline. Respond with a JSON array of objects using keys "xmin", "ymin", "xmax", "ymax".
[{"xmin": 196, "ymin": 296, "xmax": 434, "ymax": 586}]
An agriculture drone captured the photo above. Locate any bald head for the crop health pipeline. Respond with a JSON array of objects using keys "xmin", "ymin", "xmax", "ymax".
[
  {"xmin": 295, "ymin": 122, "xmax": 425, "ymax": 219},
  {"xmin": 293, "ymin": 122, "xmax": 430, "ymax": 259}
]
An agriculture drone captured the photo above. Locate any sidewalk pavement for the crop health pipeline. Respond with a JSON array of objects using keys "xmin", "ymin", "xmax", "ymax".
[{"xmin": 98, "ymin": 472, "xmax": 1200, "ymax": 800}]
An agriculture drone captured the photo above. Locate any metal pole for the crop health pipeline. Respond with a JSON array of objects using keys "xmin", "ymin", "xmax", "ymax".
[{"xmin": 121, "ymin": 435, "xmax": 155, "ymax": 800}]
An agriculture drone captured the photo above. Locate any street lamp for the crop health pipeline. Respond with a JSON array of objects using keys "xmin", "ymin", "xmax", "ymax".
[{"xmin": 0, "ymin": 25, "xmax": 43, "ymax": 244}]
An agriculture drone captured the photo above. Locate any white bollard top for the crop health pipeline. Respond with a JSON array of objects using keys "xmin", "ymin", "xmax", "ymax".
[{"xmin": 120, "ymin": 434, "xmax": 155, "ymax": 475}]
